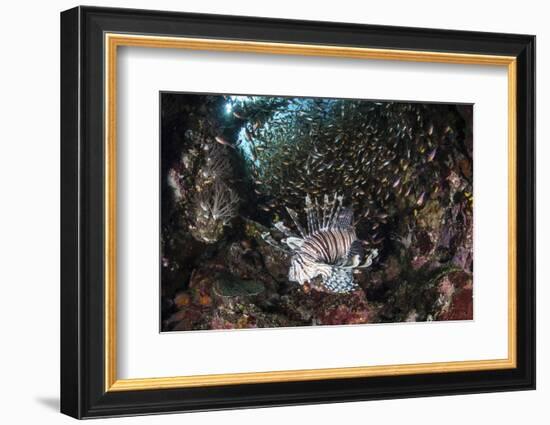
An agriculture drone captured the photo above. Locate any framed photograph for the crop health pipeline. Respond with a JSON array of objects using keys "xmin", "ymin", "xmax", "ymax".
[{"xmin": 60, "ymin": 6, "xmax": 535, "ymax": 419}]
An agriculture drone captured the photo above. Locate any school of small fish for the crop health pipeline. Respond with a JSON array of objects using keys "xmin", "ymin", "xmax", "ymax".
[{"xmin": 229, "ymin": 96, "xmax": 472, "ymax": 252}]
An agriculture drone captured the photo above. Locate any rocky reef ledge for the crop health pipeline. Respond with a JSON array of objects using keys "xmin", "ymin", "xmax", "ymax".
[{"xmin": 162, "ymin": 210, "xmax": 472, "ymax": 331}]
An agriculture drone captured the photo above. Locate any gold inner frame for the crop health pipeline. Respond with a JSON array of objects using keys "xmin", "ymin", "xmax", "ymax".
[{"xmin": 104, "ymin": 33, "xmax": 517, "ymax": 392}]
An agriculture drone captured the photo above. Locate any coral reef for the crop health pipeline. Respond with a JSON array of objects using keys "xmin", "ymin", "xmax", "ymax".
[
  {"xmin": 160, "ymin": 94, "xmax": 473, "ymax": 331},
  {"xmin": 163, "ymin": 96, "xmax": 240, "ymax": 245}
]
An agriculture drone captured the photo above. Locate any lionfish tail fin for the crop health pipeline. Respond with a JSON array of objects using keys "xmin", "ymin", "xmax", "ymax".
[{"xmin": 323, "ymin": 268, "xmax": 358, "ymax": 293}]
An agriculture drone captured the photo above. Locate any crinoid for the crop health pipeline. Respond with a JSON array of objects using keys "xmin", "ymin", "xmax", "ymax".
[{"xmin": 277, "ymin": 194, "xmax": 378, "ymax": 293}]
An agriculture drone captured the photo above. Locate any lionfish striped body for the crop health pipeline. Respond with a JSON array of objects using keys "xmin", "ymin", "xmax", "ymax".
[{"xmin": 282, "ymin": 194, "xmax": 378, "ymax": 293}]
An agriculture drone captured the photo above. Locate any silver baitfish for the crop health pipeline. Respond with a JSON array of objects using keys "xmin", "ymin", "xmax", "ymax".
[{"xmin": 283, "ymin": 194, "xmax": 378, "ymax": 293}]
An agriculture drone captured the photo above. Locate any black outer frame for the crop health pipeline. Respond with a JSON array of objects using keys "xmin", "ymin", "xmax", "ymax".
[{"xmin": 60, "ymin": 5, "xmax": 535, "ymax": 419}]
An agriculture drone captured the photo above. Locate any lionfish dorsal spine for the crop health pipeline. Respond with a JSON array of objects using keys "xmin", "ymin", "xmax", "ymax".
[
  {"xmin": 302, "ymin": 193, "xmax": 349, "ymax": 233},
  {"xmin": 329, "ymin": 194, "xmax": 344, "ymax": 229},
  {"xmin": 321, "ymin": 194, "xmax": 330, "ymax": 229},
  {"xmin": 336, "ymin": 208, "xmax": 354, "ymax": 228},
  {"xmin": 285, "ymin": 206, "xmax": 307, "ymax": 238},
  {"xmin": 313, "ymin": 197, "xmax": 322, "ymax": 232},
  {"xmin": 304, "ymin": 194, "xmax": 319, "ymax": 234}
]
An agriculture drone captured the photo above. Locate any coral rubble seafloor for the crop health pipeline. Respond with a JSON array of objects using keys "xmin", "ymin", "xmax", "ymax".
[{"xmin": 160, "ymin": 94, "xmax": 473, "ymax": 331}]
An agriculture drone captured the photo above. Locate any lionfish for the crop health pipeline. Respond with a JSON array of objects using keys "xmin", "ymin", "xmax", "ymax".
[{"xmin": 277, "ymin": 194, "xmax": 378, "ymax": 293}]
